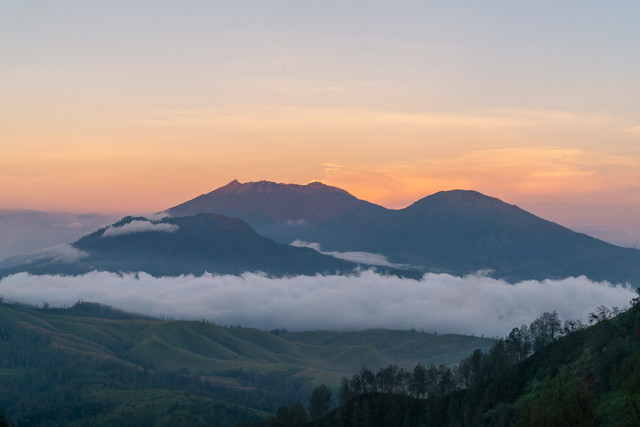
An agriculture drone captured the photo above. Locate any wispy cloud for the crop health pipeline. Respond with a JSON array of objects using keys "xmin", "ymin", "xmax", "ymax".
[
  {"xmin": 0, "ymin": 271, "xmax": 634, "ymax": 337},
  {"xmin": 143, "ymin": 211, "xmax": 171, "ymax": 221},
  {"xmin": 102, "ymin": 220, "xmax": 179, "ymax": 237},
  {"xmin": 38, "ymin": 244, "xmax": 88, "ymax": 263},
  {"xmin": 291, "ymin": 240, "xmax": 411, "ymax": 269},
  {"xmin": 323, "ymin": 145, "xmax": 640, "ymax": 209}
]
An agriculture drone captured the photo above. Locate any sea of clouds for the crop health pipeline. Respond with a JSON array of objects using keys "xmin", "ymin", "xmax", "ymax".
[{"xmin": 0, "ymin": 270, "xmax": 635, "ymax": 337}]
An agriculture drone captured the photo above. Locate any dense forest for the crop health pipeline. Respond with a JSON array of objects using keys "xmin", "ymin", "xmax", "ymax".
[{"xmin": 258, "ymin": 297, "xmax": 640, "ymax": 426}]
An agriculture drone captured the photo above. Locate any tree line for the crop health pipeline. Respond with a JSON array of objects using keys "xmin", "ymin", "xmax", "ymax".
[{"xmin": 261, "ymin": 305, "xmax": 632, "ymax": 426}]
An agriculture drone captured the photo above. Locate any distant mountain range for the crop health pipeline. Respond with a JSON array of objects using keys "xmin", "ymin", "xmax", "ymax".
[
  {"xmin": 169, "ymin": 180, "xmax": 640, "ymax": 284},
  {"xmin": 2, "ymin": 180, "xmax": 639, "ymax": 284}
]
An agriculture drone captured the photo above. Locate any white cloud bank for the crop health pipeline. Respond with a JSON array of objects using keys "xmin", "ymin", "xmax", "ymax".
[
  {"xmin": 102, "ymin": 220, "xmax": 179, "ymax": 237},
  {"xmin": 0, "ymin": 271, "xmax": 635, "ymax": 337},
  {"xmin": 291, "ymin": 240, "xmax": 411, "ymax": 269}
]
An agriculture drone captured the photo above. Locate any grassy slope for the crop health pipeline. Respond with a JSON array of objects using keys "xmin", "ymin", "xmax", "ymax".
[
  {"xmin": 2, "ymin": 304, "xmax": 494, "ymax": 376},
  {"xmin": 0, "ymin": 302, "xmax": 493, "ymax": 425},
  {"xmin": 66, "ymin": 387, "xmax": 270, "ymax": 427}
]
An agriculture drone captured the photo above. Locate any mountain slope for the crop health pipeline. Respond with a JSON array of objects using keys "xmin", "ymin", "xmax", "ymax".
[
  {"xmin": 168, "ymin": 180, "xmax": 386, "ymax": 225},
  {"xmin": 166, "ymin": 181, "xmax": 640, "ymax": 284},
  {"xmin": 323, "ymin": 190, "xmax": 640, "ymax": 283},
  {"xmin": 0, "ymin": 214, "xmax": 358, "ymax": 278}
]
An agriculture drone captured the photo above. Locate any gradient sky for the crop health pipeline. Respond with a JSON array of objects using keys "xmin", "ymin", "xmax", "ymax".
[{"xmin": 2, "ymin": 1, "xmax": 639, "ymax": 246}]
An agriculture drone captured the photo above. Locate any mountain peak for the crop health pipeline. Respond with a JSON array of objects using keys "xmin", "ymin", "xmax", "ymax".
[
  {"xmin": 220, "ymin": 179, "xmax": 242, "ymax": 190},
  {"xmin": 167, "ymin": 180, "xmax": 376, "ymax": 224},
  {"xmin": 408, "ymin": 189, "xmax": 513, "ymax": 211},
  {"xmin": 212, "ymin": 180, "xmax": 350, "ymax": 197}
]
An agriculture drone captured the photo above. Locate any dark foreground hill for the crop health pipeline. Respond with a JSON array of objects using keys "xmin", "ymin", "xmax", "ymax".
[
  {"xmin": 304, "ymin": 300, "xmax": 640, "ymax": 426},
  {"xmin": 167, "ymin": 180, "xmax": 640, "ymax": 284},
  {"xmin": 0, "ymin": 301, "xmax": 492, "ymax": 426}
]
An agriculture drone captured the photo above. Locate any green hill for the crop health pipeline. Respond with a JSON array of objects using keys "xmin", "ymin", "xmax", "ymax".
[
  {"xmin": 0, "ymin": 301, "xmax": 493, "ymax": 426},
  {"xmin": 309, "ymin": 300, "xmax": 640, "ymax": 426}
]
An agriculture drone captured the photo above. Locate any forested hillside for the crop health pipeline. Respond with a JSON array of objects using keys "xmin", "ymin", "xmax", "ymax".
[{"xmin": 295, "ymin": 297, "xmax": 640, "ymax": 426}]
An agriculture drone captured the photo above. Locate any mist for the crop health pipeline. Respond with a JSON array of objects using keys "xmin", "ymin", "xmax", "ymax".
[
  {"xmin": 0, "ymin": 270, "xmax": 635, "ymax": 337},
  {"xmin": 102, "ymin": 220, "xmax": 179, "ymax": 237},
  {"xmin": 0, "ymin": 211, "xmax": 119, "ymax": 260},
  {"xmin": 291, "ymin": 240, "xmax": 411, "ymax": 269}
]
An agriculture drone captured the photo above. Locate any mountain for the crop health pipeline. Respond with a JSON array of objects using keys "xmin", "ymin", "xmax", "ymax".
[
  {"xmin": 317, "ymin": 190, "xmax": 640, "ymax": 283},
  {"xmin": 166, "ymin": 181, "xmax": 640, "ymax": 284},
  {"xmin": 0, "ymin": 214, "xmax": 360, "ymax": 278},
  {"xmin": 0, "ymin": 300, "xmax": 494, "ymax": 425},
  {"xmin": 168, "ymin": 180, "xmax": 385, "ymax": 225},
  {"xmin": 5, "ymin": 180, "xmax": 639, "ymax": 283}
]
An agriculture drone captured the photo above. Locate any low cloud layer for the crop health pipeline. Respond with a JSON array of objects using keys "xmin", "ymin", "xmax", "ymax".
[
  {"xmin": 291, "ymin": 240, "xmax": 411, "ymax": 269},
  {"xmin": 1, "ymin": 271, "xmax": 635, "ymax": 337},
  {"xmin": 102, "ymin": 220, "xmax": 179, "ymax": 237}
]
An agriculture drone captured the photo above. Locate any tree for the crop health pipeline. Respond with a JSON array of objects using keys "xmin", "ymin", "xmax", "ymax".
[
  {"xmin": 359, "ymin": 368, "xmax": 375, "ymax": 393},
  {"xmin": 308, "ymin": 383, "xmax": 332, "ymax": 420},
  {"xmin": 269, "ymin": 403, "xmax": 307, "ymax": 427},
  {"xmin": 530, "ymin": 311, "xmax": 561, "ymax": 351},
  {"xmin": 562, "ymin": 319, "xmax": 584, "ymax": 334},
  {"xmin": 518, "ymin": 372, "xmax": 600, "ymax": 426},
  {"xmin": 288, "ymin": 402, "xmax": 308, "ymax": 426},
  {"xmin": 589, "ymin": 305, "xmax": 613, "ymax": 324},
  {"xmin": 409, "ymin": 364, "xmax": 427, "ymax": 397},
  {"xmin": 339, "ymin": 377, "xmax": 353, "ymax": 404},
  {"xmin": 0, "ymin": 410, "xmax": 11, "ymax": 427}
]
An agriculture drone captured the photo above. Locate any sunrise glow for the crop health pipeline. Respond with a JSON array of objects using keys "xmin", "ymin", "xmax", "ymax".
[{"xmin": 1, "ymin": 1, "xmax": 639, "ymax": 245}]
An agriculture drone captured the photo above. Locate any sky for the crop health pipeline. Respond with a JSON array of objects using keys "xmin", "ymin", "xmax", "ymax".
[{"xmin": 2, "ymin": 1, "xmax": 640, "ymax": 246}]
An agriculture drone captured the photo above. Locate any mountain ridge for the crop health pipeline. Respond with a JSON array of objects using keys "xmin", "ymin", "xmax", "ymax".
[
  {"xmin": 168, "ymin": 179, "xmax": 385, "ymax": 225},
  {"xmin": 2, "ymin": 180, "xmax": 639, "ymax": 284},
  {"xmin": 166, "ymin": 180, "xmax": 640, "ymax": 285}
]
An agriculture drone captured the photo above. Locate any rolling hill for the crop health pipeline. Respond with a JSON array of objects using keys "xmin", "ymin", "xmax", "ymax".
[{"xmin": 0, "ymin": 300, "xmax": 493, "ymax": 425}]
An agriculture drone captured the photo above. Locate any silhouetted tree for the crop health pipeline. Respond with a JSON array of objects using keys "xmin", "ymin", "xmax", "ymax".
[
  {"xmin": 308, "ymin": 384, "xmax": 332, "ymax": 420},
  {"xmin": 0, "ymin": 410, "xmax": 11, "ymax": 427}
]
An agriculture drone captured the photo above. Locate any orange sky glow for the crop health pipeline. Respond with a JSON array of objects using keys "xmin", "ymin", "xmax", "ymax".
[{"xmin": 1, "ymin": 1, "xmax": 639, "ymax": 246}]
